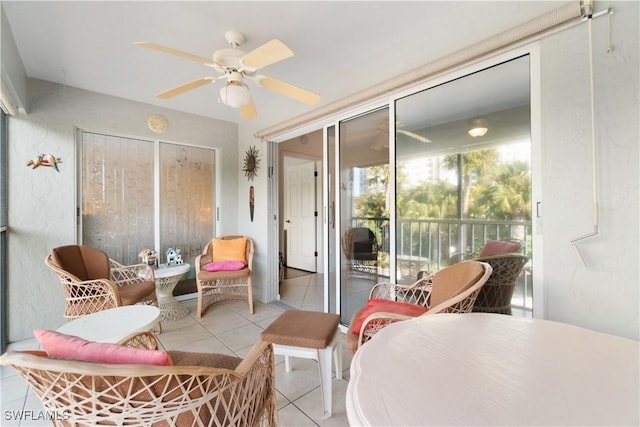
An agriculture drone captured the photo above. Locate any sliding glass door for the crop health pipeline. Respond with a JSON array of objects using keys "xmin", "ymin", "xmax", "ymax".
[
  {"xmin": 337, "ymin": 107, "xmax": 390, "ymax": 325},
  {"xmin": 324, "ymin": 55, "xmax": 533, "ymax": 325},
  {"xmin": 394, "ymin": 55, "xmax": 533, "ymax": 311}
]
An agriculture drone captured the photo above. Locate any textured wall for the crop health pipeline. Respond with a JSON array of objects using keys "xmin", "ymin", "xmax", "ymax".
[
  {"xmin": 8, "ymin": 79, "xmax": 238, "ymax": 341},
  {"xmin": 539, "ymin": 1, "xmax": 639, "ymax": 339}
]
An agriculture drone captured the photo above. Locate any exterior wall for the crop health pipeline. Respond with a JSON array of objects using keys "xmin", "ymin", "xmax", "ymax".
[{"xmin": 7, "ymin": 79, "xmax": 238, "ymax": 341}]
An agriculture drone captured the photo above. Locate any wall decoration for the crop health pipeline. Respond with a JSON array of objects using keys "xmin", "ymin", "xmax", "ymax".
[
  {"xmin": 138, "ymin": 249, "xmax": 158, "ymax": 268},
  {"xmin": 27, "ymin": 153, "xmax": 62, "ymax": 172},
  {"xmin": 242, "ymin": 145, "xmax": 260, "ymax": 181},
  {"xmin": 165, "ymin": 247, "xmax": 184, "ymax": 265},
  {"xmin": 249, "ymin": 186, "xmax": 255, "ymax": 222},
  {"xmin": 147, "ymin": 114, "xmax": 168, "ymax": 133}
]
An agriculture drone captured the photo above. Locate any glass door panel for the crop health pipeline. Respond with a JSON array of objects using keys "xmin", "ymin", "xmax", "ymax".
[
  {"xmin": 338, "ymin": 107, "xmax": 389, "ymax": 325},
  {"xmin": 159, "ymin": 143, "xmax": 215, "ymax": 266},
  {"xmin": 394, "ymin": 56, "xmax": 533, "ymax": 313},
  {"xmin": 81, "ymin": 132, "xmax": 154, "ymax": 265}
]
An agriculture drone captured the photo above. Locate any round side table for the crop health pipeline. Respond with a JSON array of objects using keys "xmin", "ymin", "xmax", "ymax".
[
  {"xmin": 154, "ymin": 263, "xmax": 191, "ymax": 322},
  {"xmin": 57, "ymin": 305, "xmax": 160, "ymax": 344}
]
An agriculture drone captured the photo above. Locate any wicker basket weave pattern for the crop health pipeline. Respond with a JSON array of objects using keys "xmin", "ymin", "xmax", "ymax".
[
  {"xmin": 45, "ymin": 249, "xmax": 158, "ymax": 321},
  {"xmin": 195, "ymin": 235, "xmax": 255, "ymax": 318},
  {"xmin": 0, "ymin": 341, "xmax": 277, "ymax": 427}
]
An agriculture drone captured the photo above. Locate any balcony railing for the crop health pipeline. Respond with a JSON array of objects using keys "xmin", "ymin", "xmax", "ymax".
[{"xmin": 350, "ymin": 216, "xmax": 533, "ymax": 312}]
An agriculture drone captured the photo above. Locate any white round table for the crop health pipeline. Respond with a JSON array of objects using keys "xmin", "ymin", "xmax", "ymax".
[
  {"xmin": 57, "ymin": 305, "xmax": 160, "ymax": 344},
  {"xmin": 154, "ymin": 263, "xmax": 191, "ymax": 321},
  {"xmin": 347, "ymin": 313, "xmax": 639, "ymax": 426}
]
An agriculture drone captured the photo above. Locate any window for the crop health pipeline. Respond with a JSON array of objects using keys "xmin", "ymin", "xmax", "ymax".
[{"xmin": 80, "ymin": 130, "xmax": 215, "ymax": 270}]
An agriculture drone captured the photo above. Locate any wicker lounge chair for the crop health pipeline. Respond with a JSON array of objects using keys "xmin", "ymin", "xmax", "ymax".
[
  {"xmin": 345, "ymin": 260, "xmax": 492, "ymax": 352},
  {"xmin": 0, "ymin": 340, "xmax": 277, "ymax": 427},
  {"xmin": 471, "ymin": 253, "xmax": 529, "ymax": 315},
  {"xmin": 342, "ymin": 227, "xmax": 379, "ymax": 275},
  {"xmin": 45, "ymin": 245, "xmax": 158, "ymax": 321},
  {"xmin": 195, "ymin": 235, "xmax": 254, "ymax": 317}
]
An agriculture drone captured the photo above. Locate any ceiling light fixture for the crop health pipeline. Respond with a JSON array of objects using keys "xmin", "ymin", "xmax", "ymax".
[
  {"xmin": 219, "ymin": 82, "xmax": 251, "ymax": 108},
  {"xmin": 468, "ymin": 119, "xmax": 488, "ymax": 137}
]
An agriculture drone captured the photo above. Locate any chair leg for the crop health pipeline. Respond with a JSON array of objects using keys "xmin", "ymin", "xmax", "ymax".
[
  {"xmin": 197, "ymin": 292, "xmax": 204, "ymax": 318},
  {"xmin": 317, "ymin": 346, "xmax": 333, "ymax": 418},
  {"xmin": 334, "ymin": 335, "xmax": 343, "ymax": 380},
  {"xmin": 247, "ymin": 278, "xmax": 254, "ymax": 314}
]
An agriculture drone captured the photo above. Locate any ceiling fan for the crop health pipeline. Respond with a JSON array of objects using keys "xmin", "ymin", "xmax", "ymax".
[{"xmin": 135, "ymin": 31, "xmax": 320, "ymax": 119}]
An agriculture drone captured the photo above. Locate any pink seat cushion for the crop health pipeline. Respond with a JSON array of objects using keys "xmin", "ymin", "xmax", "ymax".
[
  {"xmin": 34, "ymin": 329, "xmax": 173, "ymax": 366},
  {"xmin": 351, "ymin": 299, "xmax": 428, "ymax": 335},
  {"xmin": 479, "ymin": 240, "xmax": 520, "ymax": 256},
  {"xmin": 203, "ymin": 260, "xmax": 247, "ymax": 272}
]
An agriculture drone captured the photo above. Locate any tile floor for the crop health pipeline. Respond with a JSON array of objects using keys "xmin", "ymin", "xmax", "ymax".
[{"xmin": 1, "ymin": 297, "xmax": 353, "ymax": 427}]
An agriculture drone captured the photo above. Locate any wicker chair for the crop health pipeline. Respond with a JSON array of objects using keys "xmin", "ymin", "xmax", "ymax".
[
  {"xmin": 45, "ymin": 245, "xmax": 158, "ymax": 321},
  {"xmin": 345, "ymin": 260, "xmax": 492, "ymax": 352},
  {"xmin": 0, "ymin": 340, "xmax": 277, "ymax": 427},
  {"xmin": 471, "ymin": 253, "xmax": 529, "ymax": 315},
  {"xmin": 342, "ymin": 227, "xmax": 379, "ymax": 275},
  {"xmin": 195, "ymin": 235, "xmax": 254, "ymax": 317}
]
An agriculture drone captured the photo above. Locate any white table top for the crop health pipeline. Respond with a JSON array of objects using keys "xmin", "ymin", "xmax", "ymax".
[
  {"xmin": 154, "ymin": 263, "xmax": 190, "ymax": 279},
  {"xmin": 57, "ymin": 305, "xmax": 160, "ymax": 344},
  {"xmin": 347, "ymin": 313, "xmax": 639, "ymax": 426}
]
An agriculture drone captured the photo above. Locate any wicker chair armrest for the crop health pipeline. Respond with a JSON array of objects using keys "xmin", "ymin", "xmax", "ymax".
[
  {"xmin": 196, "ymin": 253, "xmax": 212, "ymax": 269},
  {"xmin": 369, "ymin": 278, "xmax": 433, "ymax": 307},
  {"xmin": 118, "ymin": 332, "xmax": 159, "ymax": 350},
  {"xmin": 234, "ymin": 341, "xmax": 273, "ymax": 376},
  {"xmin": 110, "ymin": 260, "xmax": 155, "ymax": 286},
  {"xmin": 358, "ymin": 312, "xmax": 416, "ymax": 348}
]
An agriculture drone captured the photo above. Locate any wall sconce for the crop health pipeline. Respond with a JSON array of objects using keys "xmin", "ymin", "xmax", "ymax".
[{"xmin": 468, "ymin": 119, "xmax": 488, "ymax": 137}]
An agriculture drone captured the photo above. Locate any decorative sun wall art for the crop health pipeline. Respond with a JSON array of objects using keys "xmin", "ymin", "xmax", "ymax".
[{"xmin": 243, "ymin": 145, "xmax": 260, "ymax": 181}]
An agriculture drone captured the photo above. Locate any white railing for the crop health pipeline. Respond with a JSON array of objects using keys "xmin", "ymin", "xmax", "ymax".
[{"xmin": 350, "ymin": 217, "xmax": 533, "ymax": 312}]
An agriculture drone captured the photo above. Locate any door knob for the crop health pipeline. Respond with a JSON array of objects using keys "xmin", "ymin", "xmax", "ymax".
[{"xmin": 285, "ymin": 220, "xmax": 291, "ymax": 223}]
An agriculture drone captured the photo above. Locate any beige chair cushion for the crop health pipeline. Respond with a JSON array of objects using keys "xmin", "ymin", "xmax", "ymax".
[
  {"xmin": 118, "ymin": 280, "xmax": 156, "ymax": 306},
  {"xmin": 168, "ymin": 351, "xmax": 242, "ymax": 370},
  {"xmin": 430, "ymin": 261, "xmax": 484, "ymax": 307},
  {"xmin": 197, "ymin": 267, "xmax": 250, "ymax": 282},
  {"xmin": 262, "ymin": 310, "xmax": 340, "ymax": 349}
]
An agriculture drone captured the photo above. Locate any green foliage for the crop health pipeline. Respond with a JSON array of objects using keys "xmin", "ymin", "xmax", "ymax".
[{"xmin": 353, "ymin": 147, "xmax": 531, "ymax": 223}]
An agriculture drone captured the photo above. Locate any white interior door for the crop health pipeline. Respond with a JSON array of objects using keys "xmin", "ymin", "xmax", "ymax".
[{"xmin": 285, "ymin": 160, "xmax": 317, "ymax": 271}]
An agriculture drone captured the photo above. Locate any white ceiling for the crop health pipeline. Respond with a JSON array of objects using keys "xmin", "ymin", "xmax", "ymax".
[{"xmin": 2, "ymin": 1, "xmax": 567, "ymax": 130}]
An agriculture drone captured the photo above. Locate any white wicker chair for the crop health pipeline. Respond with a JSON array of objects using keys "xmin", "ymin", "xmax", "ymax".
[
  {"xmin": 195, "ymin": 235, "xmax": 254, "ymax": 317},
  {"xmin": 345, "ymin": 260, "xmax": 492, "ymax": 352},
  {"xmin": 0, "ymin": 340, "xmax": 277, "ymax": 427}
]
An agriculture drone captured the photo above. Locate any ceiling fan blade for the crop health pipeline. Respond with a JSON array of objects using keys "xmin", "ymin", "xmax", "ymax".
[
  {"xmin": 241, "ymin": 39, "xmax": 294, "ymax": 70},
  {"xmin": 258, "ymin": 76, "xmax": 320, "ymax": 105},
  {"xmin": 240, "ymin": 97, "xmax": 257, "ymax": 120},
  {"xmin": 156, "ymin": 77, "xmax": 215, "ymax": 99},
  {"xmin": 135, "ymin": 41, "xmax": 215, "ymax": 66},
  {"xmin": 398, "ymin": 129, "xmax": 432, "ymax": 143}
]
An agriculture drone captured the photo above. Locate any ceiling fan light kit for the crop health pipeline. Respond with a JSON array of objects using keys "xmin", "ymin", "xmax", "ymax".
[
  {"xmin": 219, "ymin": 82, "xmax": 251, "ymax": 108},
  {"xmin": 135, "ymin": 31, "xmax": 319, "ymax": 119}
]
